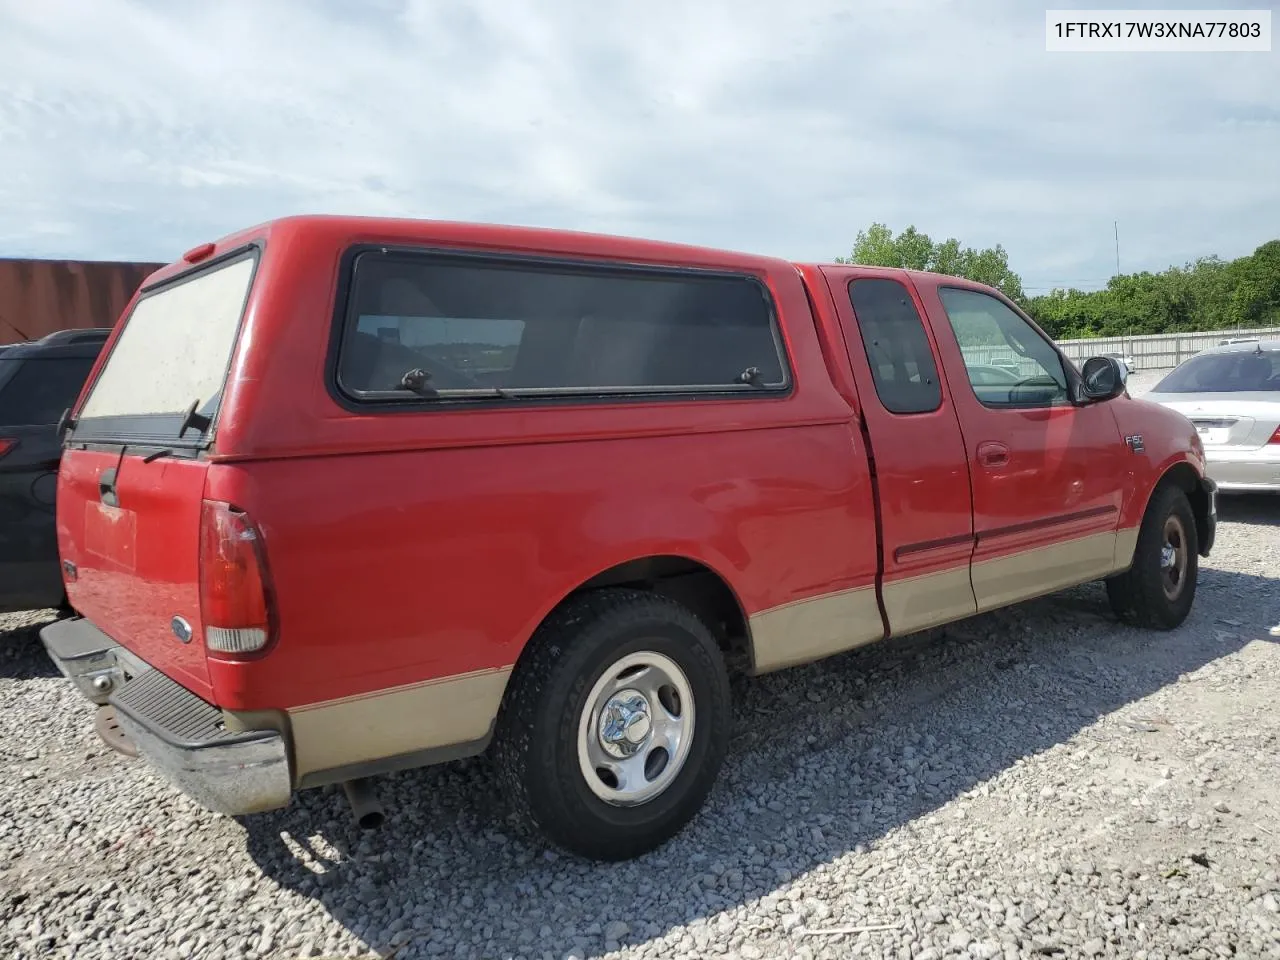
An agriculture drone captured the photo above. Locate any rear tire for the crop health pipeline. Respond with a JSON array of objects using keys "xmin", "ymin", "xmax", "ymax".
[
  {"xmin": 1106, "ymin": 484, "xmax": 1198, "ymax": 630},
  {"xmin": 493, "ymin": 588, "xmax": 731, "ymax": 862}
]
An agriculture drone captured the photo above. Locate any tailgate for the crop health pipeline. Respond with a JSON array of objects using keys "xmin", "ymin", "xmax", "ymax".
[
  {"xmin": 57, "ymin": 248, "xmax": 260, "ymax": 702},
  {"xmin": 59, "ymin": 449, "xmax": 213, "ymax": 697},
  {"xmin": 1160, "ymin": 398, "xmax": 1280, "ymax": 450},
  {"xmin": 1187, "ymin": 415, "xmax": 1253, "ymax": 448}
]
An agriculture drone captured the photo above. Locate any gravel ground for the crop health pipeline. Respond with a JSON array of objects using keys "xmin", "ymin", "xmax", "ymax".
[
  {"xmin": 1125, "ymin": 369, "xmax": 1169, "ymax": 398},
  {"xmin": 2, "ymin": 373, "xmax": 1278, "ymax": 960}
]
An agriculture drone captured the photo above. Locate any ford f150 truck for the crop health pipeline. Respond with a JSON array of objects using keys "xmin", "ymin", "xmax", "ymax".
[{"xmin": 41, "ymin": 215, "xmax": 1216, "ymax": 862}]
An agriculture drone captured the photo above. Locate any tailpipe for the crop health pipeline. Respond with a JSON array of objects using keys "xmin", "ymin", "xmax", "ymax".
[{"xmin": 341, "ymin": 777, "xmax": 385, "ymax": 830}]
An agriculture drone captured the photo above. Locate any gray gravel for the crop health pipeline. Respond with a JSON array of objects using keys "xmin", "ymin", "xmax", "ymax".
[
  {"xmin": 2, "ymin": 386, "xmax": 1278, "ymax": 959},
  {"xmin": 1124, "ymin": 369, "xmax": 1169, "ymax": 399}
]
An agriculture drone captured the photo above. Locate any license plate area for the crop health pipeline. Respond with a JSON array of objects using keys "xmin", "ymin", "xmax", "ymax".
[
  {"xmin": 83, "ymin": 501, "xmax": 138, "ymax": 572},
  {"xmin": 1191, "ymin": 419, "xmax": 1235, "ymax": 447}
]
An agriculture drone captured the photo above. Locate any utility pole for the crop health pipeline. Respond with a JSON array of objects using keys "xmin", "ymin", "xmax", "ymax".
[{"xmin": 1114, "ymin": 220, "xmax": 1120, "ymax": 277}]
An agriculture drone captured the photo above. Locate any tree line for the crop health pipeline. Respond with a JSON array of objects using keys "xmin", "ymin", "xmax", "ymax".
[{"xmin": 838, "ymin": 223, "xmax": 1280, "ymax": 341}]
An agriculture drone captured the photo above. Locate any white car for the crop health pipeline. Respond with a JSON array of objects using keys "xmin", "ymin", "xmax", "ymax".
[
  {"xmin": 1145, "ymin": 341, "xmax": 1280, "ymax": 493},
  {"xmin": 1101, "ymin": 351, "xmax": 1135, "ymax": 373}
]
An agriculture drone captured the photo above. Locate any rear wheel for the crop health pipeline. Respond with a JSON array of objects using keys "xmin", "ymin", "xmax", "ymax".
[
  {"xmin": 1106, "ymin": 484, "xmax": 1198, "ymax": 629},
  {"xmin": 493, "ymin": 588, "xmax": 731, "ymax": 862}
]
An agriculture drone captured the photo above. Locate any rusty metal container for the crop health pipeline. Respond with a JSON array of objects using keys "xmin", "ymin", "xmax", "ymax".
[{"xmin": 0, "ymin": 258, "xmax": 166, "ymax": 345}]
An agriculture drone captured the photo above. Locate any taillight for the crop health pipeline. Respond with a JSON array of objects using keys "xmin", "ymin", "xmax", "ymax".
[
  {"xmin": 0, "ymin": 438, "xmax": 15, "ymax": 459},
  {"xmin": 199, "ymin": 499, "xmax": 275, "ymax": 658},
  {"xmin": 1269, "ymin": 425, "xmax": 1280, "ymax": 445}
]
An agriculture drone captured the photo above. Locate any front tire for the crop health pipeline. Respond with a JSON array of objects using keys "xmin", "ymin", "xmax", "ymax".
[
  {"xmin": 1106, "ymin": 484, "xmax": 1198, "ymax": 629},
  {"xmin": 493, "ymin": 588, "xmax": 731, "ymax": 862}
]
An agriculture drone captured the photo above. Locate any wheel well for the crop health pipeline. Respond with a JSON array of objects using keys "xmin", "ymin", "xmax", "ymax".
[
  {"xmin": 568, "ymin": 556, "xmax": 752, "ymax": 672},
  {"xmin": 1153, "ymin": 462, "xmax": 1210, "ymax": 553},
  {"xmin": 493, "ymin": 558, "xmax": 752, "ymax": 747}
]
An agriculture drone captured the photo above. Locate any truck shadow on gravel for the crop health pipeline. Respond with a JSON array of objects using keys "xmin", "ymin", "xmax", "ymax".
[
  {"xmin": 0, "ymin": 611, "xmax": 59, "ymax": 681},
  {"xmin": 235, "ymin": 552, "xmax": 1278, "ymax": 959},
  {"xmin": 1216, "ymin": 493, "xmax": 1280, "ymax": 527}
]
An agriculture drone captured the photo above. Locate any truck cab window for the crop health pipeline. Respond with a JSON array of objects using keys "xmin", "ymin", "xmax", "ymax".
[
  {"xmin": 847, "ymin": 278, "xmax": 942, "ymax": 415},
  {"xmin": 938, "ymin": 288, "xmax": 1069, "ymax": 408}
]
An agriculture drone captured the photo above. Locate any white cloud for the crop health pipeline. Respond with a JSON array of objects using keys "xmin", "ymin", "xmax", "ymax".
[{"xmin": 0, "ymin": 0, "xmax": 1276, "ymax": 291}]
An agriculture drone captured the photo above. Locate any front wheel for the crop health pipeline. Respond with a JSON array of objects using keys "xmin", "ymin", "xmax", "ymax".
[
  {"xmin": 493, "ymin": 589, "xmax": 731, "ymax": 862},
  {"xmin": 1106, "ymin": 484, "xmax": 1198, "ymax": 630}
]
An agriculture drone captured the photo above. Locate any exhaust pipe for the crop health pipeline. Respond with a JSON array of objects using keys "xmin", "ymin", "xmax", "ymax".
[{"xmin": 342, "ymin": 777, "xmax": 385, "ymax": 830}]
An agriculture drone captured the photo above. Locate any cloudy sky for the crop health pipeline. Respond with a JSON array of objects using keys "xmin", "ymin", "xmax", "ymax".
[{"xmin": 0, "ymin": 0, "xmax": 1276, "ymax": 293}]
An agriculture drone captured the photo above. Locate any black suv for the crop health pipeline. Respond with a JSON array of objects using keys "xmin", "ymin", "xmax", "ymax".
[{"xmin": 0, "ymin": 328, "xmax": 110, "ymax": 613}]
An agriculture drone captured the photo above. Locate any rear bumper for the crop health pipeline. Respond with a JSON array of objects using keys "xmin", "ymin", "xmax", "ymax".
[
  {"xmin": 1204, "ymin": 453, "xmax": 1280, "ymax": 493},
  {"xmin": 39, "ymin": 617, "xmax": 292, "ymax": 816}
]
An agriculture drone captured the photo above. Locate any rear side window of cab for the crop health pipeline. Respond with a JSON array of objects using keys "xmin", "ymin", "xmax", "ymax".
[{"xmin": 329, "ymin": 248, "xmax": 792, "ymax": 408}]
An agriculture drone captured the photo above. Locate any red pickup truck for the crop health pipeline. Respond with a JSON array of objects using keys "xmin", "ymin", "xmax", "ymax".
[{"xmin": 41, "ymin": 215, "xmax": 1216, "ymax": 862}]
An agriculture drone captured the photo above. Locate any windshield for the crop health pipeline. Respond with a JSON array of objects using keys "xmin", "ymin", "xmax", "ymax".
[
  {"xmin": 1152, "ymin": 350, "xmax": 1280, "ymax": 394},
  {"xmin": 72, "ymin": 253, "xmax": 257, "ymax": 442}
]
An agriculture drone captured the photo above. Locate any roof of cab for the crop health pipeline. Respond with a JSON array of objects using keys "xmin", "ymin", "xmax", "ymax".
[
  {"xmin": 794, "ymin": 263, "xmax": 1006, "ymax": 297},
  {"xmin": 140, "ymin": 214, "xmax": 801, "ymax": 290}
]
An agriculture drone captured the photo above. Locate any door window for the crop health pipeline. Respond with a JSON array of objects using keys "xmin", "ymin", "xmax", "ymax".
[
  {"xmin": 847, "ymin": 278, "xmax": 942, "ymax": 415},
  {"xmin": 938, "ymin": 288, "xmax": 1070, "ymax": 408}
]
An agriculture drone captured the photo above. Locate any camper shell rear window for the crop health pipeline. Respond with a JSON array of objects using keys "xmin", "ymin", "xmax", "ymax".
[
  {"xmin": 70, "ymin": 249, "xmax": 259, "ymax": 445},
  {"xmin": 331, "ymin": 247, "xmax": 791, "ymax": 407}
]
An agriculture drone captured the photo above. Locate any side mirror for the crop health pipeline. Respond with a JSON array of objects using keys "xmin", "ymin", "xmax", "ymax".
[{"xmin": 1079, "ymin": 356, "xmax": 1126, "ymax": 402}]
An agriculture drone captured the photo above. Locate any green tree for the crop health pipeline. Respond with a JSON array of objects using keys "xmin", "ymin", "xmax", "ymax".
[
  {"xmin": 1225, "ymin": 240, "xmax": 1280, "ymax": 327},
  {"xmin": 1021, "ymin": 241, "xmax": 1280, "ymax": 339},
  {"xmin": 839, "ymin": 229, "xmax": 1280, "ymax": 339},
  {"xmin": 840, "ymin": 223, "xmax": 900, "ymax": 268},
  {"xmin": 956, "ymin": 245, "xmax": 1024, "ymax": 301},
  {"xmin": 837, "ymin": 223, "xmax": 1024, "ymax": 301}
]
